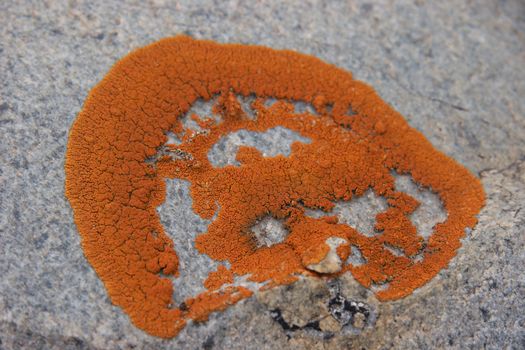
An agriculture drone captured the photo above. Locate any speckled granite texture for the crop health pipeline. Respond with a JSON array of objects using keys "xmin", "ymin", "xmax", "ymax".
[{"xmin": 1, "ymin": 1, "xmax": 524, "ymax": 349}]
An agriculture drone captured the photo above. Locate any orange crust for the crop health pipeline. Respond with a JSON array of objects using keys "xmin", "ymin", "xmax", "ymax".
[
  {"xmin": 204, "ymin": 265, "xmax": 234, "ymax": 291},
  {"xmin": 65, "ymin": 36, "xmax": 485, "ymax": 338}
]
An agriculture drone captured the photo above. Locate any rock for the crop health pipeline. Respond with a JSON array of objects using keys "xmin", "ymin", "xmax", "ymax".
[
  {"xmin": 352, "ymin": 313, "xmax": 367, "ymax": 330},
  {"xmin": 306, "ymin": 237, "xmax": 347, "ymax": 274},
  {"xmin": 257, "ymin": 277, "xmax": 332, "ymax": 329},
  {"xmin": 319, "ymin": 316, "xmax": 342, "ymax": 333}
]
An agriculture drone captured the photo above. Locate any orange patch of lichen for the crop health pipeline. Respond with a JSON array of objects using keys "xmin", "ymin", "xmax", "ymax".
[
  {"xmin": 186, "ymin": 287, "xmax": 253, "ymax": 322},
  {"xmin": 204, "ymin": 265, "xmax": 234, "ymax": 291},
  {"xmin": 336, "ymin": 244, "xmax": 351, "ymax": 263},
  {"xmin": 65, "ymin": 36, "xmax": 485, "ymax": 338}
]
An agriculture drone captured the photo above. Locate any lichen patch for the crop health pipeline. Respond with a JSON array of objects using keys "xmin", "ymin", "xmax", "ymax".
[{"xmin": 65, "ymin": 36, "xmax": 485, "ymax": 338}]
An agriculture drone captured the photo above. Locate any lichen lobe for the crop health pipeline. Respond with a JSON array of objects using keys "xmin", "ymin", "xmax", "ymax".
[{"xmin": 65, "ymin": 36, "xmax": 485, "ymax": 338}]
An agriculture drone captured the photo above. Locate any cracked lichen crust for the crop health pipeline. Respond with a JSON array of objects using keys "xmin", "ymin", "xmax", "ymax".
[{"xmin": 64, "ymin": 36, "xmax": 485, "ymax": 338}]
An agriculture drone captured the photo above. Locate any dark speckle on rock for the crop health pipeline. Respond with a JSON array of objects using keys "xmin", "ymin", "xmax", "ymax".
[
  {"xmin": 202, "ymin": 336, "xmax": 214, "ymax": 350},
  {"xmin": 0, "ymin": 102, "xmax": 9, "ymax": 113},
  {"xmin": 361, "ymin": 3, "xmax": 373, "ymax": 13},
  {"xmin": 480, "ymin": 307, "xmax": 490, "ymax": 322}
]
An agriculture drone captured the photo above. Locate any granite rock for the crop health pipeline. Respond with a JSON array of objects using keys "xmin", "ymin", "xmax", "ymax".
[{"xmin": 1, "ymin": 0, "xmax": 524, "ymax": 349}]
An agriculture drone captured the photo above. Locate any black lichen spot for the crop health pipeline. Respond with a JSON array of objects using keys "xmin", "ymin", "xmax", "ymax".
[
  {"xmin": 269, "ymin": 309, "xmax": 322, "ymax": 338},
  {"xmin": 328, "ymin": 294, "xmax": 369, "ymax": 327},
  {"xmin": 270, "ymin": 309, "xmax": 299, "ymax": 332},
  {"xmin": 179, "ymin": 302, "xmax": 188, "ymax": 311},
  {"xmin": 304, "ymin": 320, "xmax": 322, "ymax": 332}
]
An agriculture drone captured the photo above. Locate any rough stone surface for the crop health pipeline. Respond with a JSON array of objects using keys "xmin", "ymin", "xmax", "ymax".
[{"xmin": 1, "ymin": 0, "xmax": 524, "ymax": 349}]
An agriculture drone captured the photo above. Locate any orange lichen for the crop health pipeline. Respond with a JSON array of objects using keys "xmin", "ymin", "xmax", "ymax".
[
  {"xmin": 336, "ymin": 244, "xmax": 351, "ymax": 262},
  {"xmin": 186, "ymin": 286, "xmax": 253, "ymax": 322},
  {"xmin": 204, "ymin": 265, "xmax": 234, "ymax": 291},
  {"xmin": 65, "ymin": 36, "xmax": 485, "ymax": 338}
]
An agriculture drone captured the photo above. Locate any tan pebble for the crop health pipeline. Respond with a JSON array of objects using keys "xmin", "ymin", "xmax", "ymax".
[
  {"xmin": 319, "ymin": 316, "xmax": 342, "ymax": 332},
  {"xmin": 353, "ymin": 313, "xmax": 367, "ymax": 329}
]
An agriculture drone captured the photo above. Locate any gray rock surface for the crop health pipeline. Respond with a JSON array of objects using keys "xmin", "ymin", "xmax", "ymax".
[{"xmin": 1, "ymin": 0, "xmax": 524, "ymax": 349}]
